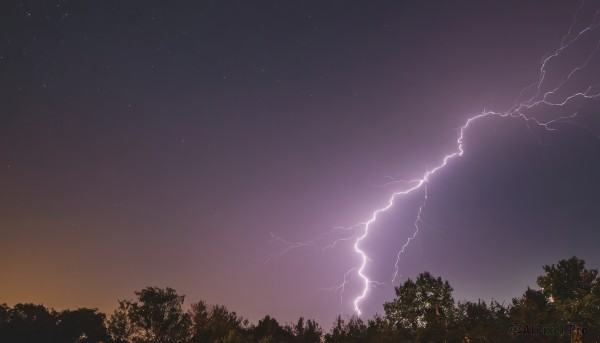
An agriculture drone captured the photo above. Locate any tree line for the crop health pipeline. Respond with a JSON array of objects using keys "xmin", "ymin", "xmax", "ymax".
[{"xmin": 1, "ymin": 256, "xmax": 599, "ymax": 342}]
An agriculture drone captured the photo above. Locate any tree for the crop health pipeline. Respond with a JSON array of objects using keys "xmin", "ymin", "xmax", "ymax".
[
  {"xmin": 107, "ymin": 299, "xmax": 137, "ymax": 342},
  {"xmin": 536, "ymin": 256, "xmax": 600, "ymax": 343},
  {"xmin": 0, "ymin": 303, "xmax": 108, "ymax": 343},
  {"xmin": 324, "ymin": 315, "xmax": 368, "ymax": 343},
  {"xmin": 56, "ymin": 308, "xmax": 109, "ymax": 343},
  {"xmin": 344, "ymin": 315, "xmax": 368, "ymax": 342},
  {"xmin": 365, "ymin": 313, "xmax": 405, "ymax": 343},
  {"xmin": 188, "ymin": 300, "xmax": 211, "ymax": 342},
  {"xmin": 189, "ymin": 300, "xmax": 250, "ymax": 343},
  {"xmin": 0, "ymin": 303, "xmax": 58, "ymax": 342},
  {"xmin": 384, "ymin": 271, "xmax": 455, "ymax": 342},
  {"xmin": 455, "ymin": 299, "xmax": 509, "ymax": 343},
  {"xmin": 508, "ymin": 288, "xmax": 563, "ymax": 343},
  {"xmin": 252, "ymin": 315, "xmax": 291, "ymax": 342},
  {"xmin": 287, "ymin": 317, "xmax": 323, "ymax": 343},
  {"xmin": 324, "ymin": 315, "xmax": 349, "ymax": 343},
  {"xmin": 107, "ymin": 287, "xmax": 191, "ymax": 343},
  {"xmin": 0, "ymin": 304, "xmax": 8, "ymax": 337}
]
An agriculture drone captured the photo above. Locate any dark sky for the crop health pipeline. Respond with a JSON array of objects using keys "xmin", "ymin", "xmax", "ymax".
[{"xmin": 2, "ymin": 0, "xmax": 600, "ymax": 327}]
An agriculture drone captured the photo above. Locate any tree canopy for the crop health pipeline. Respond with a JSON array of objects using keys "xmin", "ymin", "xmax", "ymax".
[{"xmin": 1, "ymin": 256, "xmax": 598, "ymax": 342}]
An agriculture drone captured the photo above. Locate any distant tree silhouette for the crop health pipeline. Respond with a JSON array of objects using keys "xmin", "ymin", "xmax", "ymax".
[
  {"xmin": 324, "ymin": 315, "xmax": 368, "ymax": 343},
  {"xmin": 455, "ymin": 299, "xmax": 509, "ymax": 343},
  {"xmin": 0, "ymin": 303, "xmax": 57, "ymax": 342},
  {"xmin": 252, "ymin": 315, "xmax": 291, "ymax": 342},
  {"xmin": 286, "ymin": 317, "xmax": 323, "ymax": 343},
  {"xmin": 0, "ymin": 303, "xmax": 107, "ymax": 343},
  {"xmin": 107, "ymin": 299, "xmax": 137, "ymax": 342},
  {"xmin": 0, "ymin": 304, "xmax": 8, "ymax": 338},
  {"xmin": 325, "ymin": 315, "xmax": 347, "ymax": 342},
  {"xmin": 364, "ymin": 313, "xmax": 403, "ymax": 342},
  {"xmin": 508, "ymin": 288, "xmax": 563, "ymax": 343},
  {"xmin": 188, "ymin": 300, "xmax": 211, "ymax": 342},
  {"xmin": 56, "ymin": 308, "xmax": 109, "ymax": 343},
  {"xmin": 188, "ymin": 300, "xmax": 250, "ymax": 342},
  {"xmin": 107, "ymin": 287, "xmax": 191, "ymax": 343},
  {"xmin": 536, "ymin": 256, "xmax": 600, "ymax": 343},
  {"xmin": 2, "ymin": 256, "xmax": 599, "ymax": 343},
  {"xmin": 384, "ymin": 271, "xmax": 455, "ymax": 342}
]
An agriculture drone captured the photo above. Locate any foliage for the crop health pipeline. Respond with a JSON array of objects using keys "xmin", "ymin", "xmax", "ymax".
[
  {"xmin": 383, "ymin": 271, "xmax": 455, "ymax": 342},
  {"xmin": 188, "ymin": 300, "xmax": 251, "ymax": 342},
  {"xmin": 324, "ymin": 315, "xmax": 368, "ymax": 343},
  {"xmin": 537, "ymin": 257, "xmax": 600, "ymax": 324},
  {"xmin": 0, "ymin": 303, "xmax": 108, "ymax": 342},
  {"xmin": 286, "ymin": 317, "xmax": 323, "ymax": 343},
  {"xmin": 1, "ymin": 256, "xmax": 598, "ymax": 342},
  {"xmin": 455, "ymin": 299, "xmax": 509, "ymax": 343},
  {"xmin": 536, "ymin": 256, "xmax": 600, "ymax": 343},
  {"xmin": 107, "ymin": 287, "xmax": 191, "ymax": 343}
]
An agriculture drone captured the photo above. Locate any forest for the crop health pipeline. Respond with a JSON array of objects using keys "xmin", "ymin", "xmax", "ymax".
[{"xmin": 1, "ymin": 256, "xmax": 599, "ymax": 342}]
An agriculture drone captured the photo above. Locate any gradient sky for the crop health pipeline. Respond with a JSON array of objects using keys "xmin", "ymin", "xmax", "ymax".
[{"xmin": 2, "ymin": 0, "xmax": 600, "ymax": 328}]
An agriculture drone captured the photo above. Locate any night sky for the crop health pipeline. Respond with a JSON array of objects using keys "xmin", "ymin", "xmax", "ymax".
[{"xmin": 2, "ymin": 0, "xmax": 600, "ymax": 328}]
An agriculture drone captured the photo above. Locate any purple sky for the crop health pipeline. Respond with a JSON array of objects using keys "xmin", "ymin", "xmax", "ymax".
[{"xmin": 1, "ymin": 0, "xmax": 600, "ymax": 328}]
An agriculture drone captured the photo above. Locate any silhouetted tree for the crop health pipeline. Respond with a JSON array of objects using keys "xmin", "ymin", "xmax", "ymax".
[
  {"xmin": 508, "ymin": 288, "xmax": 565, "ymax": 343},
  {"xmin": 107, "ymin": 299, "xmax": 137, "ymax": 342},
  {"xmin": 3, "ymin": 256, "xmax": 600, "ymax": 343},
  {"xmin": 0, "ymin": 304, "xmax": 8, "ymax": 336},
  {"xmin": 344, "ymin": 315, "xmax": 368, "ymax": 342},
  {"xmin": 384, "ymin": 271, "xmax": 455, "ymax": 342},
  {"xmin": 0, "ymin": 303, "xmax": 57, "ymax": 342},
  {"xmin": 0, "ymin": 303, "xmax": 108, "ymax": 343},
  {"xmin": 188, "ymin": 300, "xmax": 210, "ymax": 342},
  {"xmin": 536, "ymin": 256, "xmax": 600, "ymax": 343},
  {"xmin": 107, "ymin": 287, "xmax": 191, "ymax": 343},
  {"xmin": 56, "ymin": 308, "xmax": 109, "ymax": 343},
  {"xmin": 455, "ymin": 299, "xmax": 509, "ymax": 343},
  {"xmin": 189, "ymin": 300, "xmax": 250, "ymax": 343},
  {"xmin": 286, "ymin": 317, "xmax": 323, "ymax": 343},
  {"xmin": 252, "ymin": 315, "xmax": 291, "ymax": 342},
  {"xmin": 326, "ymin": 315, "xmax": 347, "ymax": 342},
  {"xmin": 324, "ymin": 315, "xmax": 368, "ymax": 343},
  {"xmin": 364, "ymin": 313, "xmax": 405, "ymax": 342}
]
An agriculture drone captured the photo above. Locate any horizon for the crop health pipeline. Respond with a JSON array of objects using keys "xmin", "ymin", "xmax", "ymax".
[
  {"xmin": 2, "ymin": 254, "xmax": 597, "ymax": 332},
  {"xmin": 2, "ymin": 0, "xmax": 600, "ymax": 330}
]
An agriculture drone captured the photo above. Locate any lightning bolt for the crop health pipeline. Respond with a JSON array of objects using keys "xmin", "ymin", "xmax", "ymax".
[
  {"xmin": 391, "ymin": 186, "xmax": 427, "ymax": 285},
  {"xmin": 262, "ymin": 225, "xmax": 358, "ymax": 264},
  {"xmin": 319, "ymin": 267, "xmax": 356, "ymax": 306},
  {"xmin": 352, "ymin": 2, "xmax": 600, "ymax": 314},
  {"xmin": 268, "ymin": 0, "xmax": 600, "ymax": 316},
  {"xmin": 352, "ymin": 110, "xmax": 489, "ymax": 314}
]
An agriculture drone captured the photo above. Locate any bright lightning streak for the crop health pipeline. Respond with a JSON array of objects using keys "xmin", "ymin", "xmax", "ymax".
[
  {"xmin": 263, "ymin": 226, "xmax": 357, "ymax": 264},
  {"xmin": 368, "ymin": 175, "xmax": 420, "ymax": 188},
  {"xmin": 391, "ymin": 186, "xmax": 427, "ymax": 285},
  {"xmin": 352, "ymin": 4, "xmax": 600, "ymax": 314},
  {"xmin": 319, "ymin": 267, "xmax": 356, "ymax": 306},
  {"xmin": 267, "ymin": 0, "xmax": 600, "ymax": 317},
  {"xmin": 352, "ymin": 110, "xmax": 489, "ymax": 315}
]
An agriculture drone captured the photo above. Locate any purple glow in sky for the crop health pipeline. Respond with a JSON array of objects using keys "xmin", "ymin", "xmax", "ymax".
[{"xmin": 1, "ymin": 0, "xmax": 600, "ymax": 328}]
